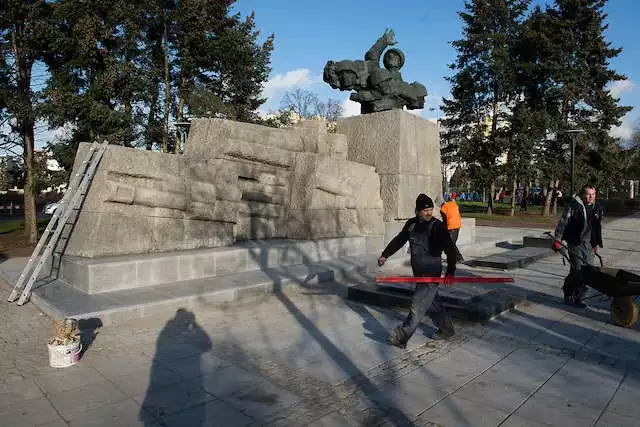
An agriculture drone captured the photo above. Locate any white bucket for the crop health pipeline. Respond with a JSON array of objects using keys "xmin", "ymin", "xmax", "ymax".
[{"xmin": 47, "ymin": 341, "xmax": 82, "ymax": 368}]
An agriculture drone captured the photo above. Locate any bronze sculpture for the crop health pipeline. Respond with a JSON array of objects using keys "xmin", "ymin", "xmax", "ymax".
[{"xmin": 323, "ymin": 29, "xmax": 427, "ymax": 114}]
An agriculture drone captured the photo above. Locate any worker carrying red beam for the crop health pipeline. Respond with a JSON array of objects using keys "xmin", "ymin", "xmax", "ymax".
[{"xmin": 377, "ymin": 193, "xmax": 458, "ymax": 348}]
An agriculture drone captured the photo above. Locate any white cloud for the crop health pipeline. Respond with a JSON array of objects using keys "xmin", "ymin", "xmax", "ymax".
[
  {"xmin": 262, "ymin": 68, "xmax": 316, "ymax": 100},
  {"xmin": 610, "ymin": 114, "xmax": 636, "ymax": 141},
  {"xmin": 341, "ymin": 99, "xmax": 361, "ymax": 117},
  {"xmin": 608, "ymin": 79, "xmax": 635, "ymax": 98}
]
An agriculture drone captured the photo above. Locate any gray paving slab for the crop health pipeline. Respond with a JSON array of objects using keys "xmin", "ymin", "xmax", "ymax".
[
  {"xmin": 40, "ymin": 419, "xmax": 71, "ymax": 427},
  {"xmin": 499, "ymin": 415, "xmax": 556, "ymax": 427},
  {"xmin": 368, "ymin": 378, "xmax": 448, "ymax": 418},
  {"xmin": 512, "ymin": 391, "xmax": 603, "ymax": 427},
  {"xmin": 66, "ymin": 398, "xmax": 159, "ymax": 427},
  {"xmin": 162, "ymin": 399, "xmax": 252, "ymax": 427},
  {"xmin": 221, "ymin": 380, "xmax": 302, "ymax": 420},
  {"xmin": 0, "ymin": 377, "xmax": 44, "ymax": 412},
  {"xmin": 605, "ymin": 367, "xmax": 640, "ymax": 419},
  {"xmin": 106, "ymin": 364, "xmax": 183, "ymax": 398},
  {"xmin": 0, "ymin": 396, "xmax": 62, "ymax": 426},
  {"xmin": 307, "ymin": 411, "xmax": 358, "ymax": 427},
  {"xmin": 595, "ymin": 411, "xmax": 638, "ymax": 427},
  {"xmin": 197, "ymin": 364, "xmax": 266, "ymax": 398},
  {"xmin": 33, "ymin": 364, "xmax": 107, "ymax": 395},
  {"xmin": 133, "ymin": 379, "xmax": 216, "ymax": 420},
  {"xmin": 47, "ymin": 380, "xmax": 128, "ymax": 420},
  {"xmin": 401, "ymin": 362, "xmax": 481, "ymax": 394},
  {"xmin": 453, "ymin": 377, "xmax": 535, "ymax": 413},
  {"xmin": 416, "ymin": 395, "xmax": 510, "ymax": 427}
]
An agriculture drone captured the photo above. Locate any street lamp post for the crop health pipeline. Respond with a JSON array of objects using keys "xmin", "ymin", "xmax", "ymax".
[{"xmin": 559, "ymin": 129, "xmax": 585, "ymax": 197}]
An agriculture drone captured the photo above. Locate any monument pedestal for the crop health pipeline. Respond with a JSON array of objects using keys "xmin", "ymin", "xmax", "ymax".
[{"xmin": 337, "ymin": 109, "xmax": 442, "ymax": 221}]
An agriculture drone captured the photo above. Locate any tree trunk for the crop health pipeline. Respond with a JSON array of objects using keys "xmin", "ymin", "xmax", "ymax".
[
  {"xmin": 146, "ymin": 81, "xmax": 159, "ymax": 151},
  {"xmin": 162, "ymin": 20, "xmax": 171, "ymax": 153},
  {"xmin": 175, "ymin": 75, "xmax": 186, "ymax": 154},
  {"xmin": 23, "ymin": 124, "xmax": 38, "ymax": 244},
  {"xmin": 124, "ymin": 100, "xmax": 133, "ymax": 147},
  {"xmin": 12, "ymin": 25, "xmax": 38, "ymax": 244},
  {"xmin": 543, "ymin": 179, "xmax": 554, "ymax": 216},
  {"xmin": 510, "ymin": 174, "xmax": 518, "ymax": 217},
  {"xmin": 487, "ymin": 182, "xmax": 495, "ymax": 215}
]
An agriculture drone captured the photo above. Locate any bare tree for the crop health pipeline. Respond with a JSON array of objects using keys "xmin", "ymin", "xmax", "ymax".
[
  {"xmin": 314, "ymin": 98, "xmax": 344, "ymax": 122},
  {"xmin": 280, "ymin": 88, "xmax": 344, "ymax": 121},
  {"xmin": 280, "ymin": 88, "xmax": 318, "ymax": 119}
]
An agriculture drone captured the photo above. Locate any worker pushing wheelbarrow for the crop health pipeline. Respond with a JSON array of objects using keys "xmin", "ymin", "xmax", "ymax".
[
  {"xmin": 549, "ymin": 184, "xmax": 640, "ymax": 328},
  {"xmin": 547, "ymin": 231, "xmax": 640, "ymax": 328}
]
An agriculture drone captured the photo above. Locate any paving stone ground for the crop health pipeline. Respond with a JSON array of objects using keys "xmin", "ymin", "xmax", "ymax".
[{"xmin": 1, "ymin": 217, "xmax": 640, "ymax": 426}]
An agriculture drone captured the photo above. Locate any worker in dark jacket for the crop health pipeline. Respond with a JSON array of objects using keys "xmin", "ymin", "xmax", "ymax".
[
  {"xmin": 378, "ymin": 194, "xmax": 457, "ymax": 348},
  {"xmin": 553, "ymin": 184, "xmax": 603, "ymax": 307}
]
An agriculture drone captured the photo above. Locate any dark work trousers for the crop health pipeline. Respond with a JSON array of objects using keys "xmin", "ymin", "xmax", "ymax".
[
  {"xmin": 398, "ymin": 264, "xmax": 454, "ymax": 340},
  {"xmin": 448, "ymin": 228, "xmax": 464, "ymax": 261},
  {"xmin": 563, "ymin": 241, "xmax": 594, "ymax": 303}
]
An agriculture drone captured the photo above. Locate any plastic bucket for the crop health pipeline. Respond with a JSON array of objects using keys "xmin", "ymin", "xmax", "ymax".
[{"xmin": 47, "ymin": 341, "xmax": 82, "ymax": 368}]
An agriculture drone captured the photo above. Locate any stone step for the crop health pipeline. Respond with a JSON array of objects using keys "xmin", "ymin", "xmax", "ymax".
[
  {"xmin": 468, "ymin": 247, "xmax": 555, "ymax": 270},
  {"xmin": 382, "ymin": 237, "xmax": 515, "ymax": 270},
  {"xmin": 55, "ymin": 236, "xmax": 381, "ymax": 294},
  {"xmin": 347, "ymin": 281, "xmax": 526, "ymax": 323},
  {"xmin": 30, "ymin": 255, "xmax": 376, "ymax": 326},
  {"xmin": 523, "ymin": 235, "xmax": 554, "ymax": 248}
]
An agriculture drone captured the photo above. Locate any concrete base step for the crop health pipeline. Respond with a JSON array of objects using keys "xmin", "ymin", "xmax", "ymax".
[
  {"xmin": 347, "ymin": 282, "xmax": 527, "ymax": 323},
  {"xmin": 54, "ymin": 236, "xmax": 380, "ymax": 294},
  {"xmin": 523, "ymin": 235, "xmax": 554, "ymax": 248},
  {"xmin": 468, "ymin": 247, "xmax": 555, "ymax": 270},
  {"xmin": 29, "ymin": 255, "xmax": 375, "ymax": 326}
]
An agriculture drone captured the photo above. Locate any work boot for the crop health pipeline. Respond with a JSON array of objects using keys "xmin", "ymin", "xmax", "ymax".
[
  {"xmin": 432, "ymin": 327, "xmax": 455, "ymax": 340},
  {"xmin": 563, "ymin": 291, "xmax": 572, "ymax": 306},
  {"xmin": 572, "ymin": 297, "xmax": 587, "ymax": 308},
  {"xmin": 388, "ymin": 326, "xmax": 408, "ymax": 349}
]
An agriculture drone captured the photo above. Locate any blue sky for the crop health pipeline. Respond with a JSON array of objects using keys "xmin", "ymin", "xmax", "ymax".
[{"xmin": 234, "ymin": 0, "xmax": 640, "ymax": 141}]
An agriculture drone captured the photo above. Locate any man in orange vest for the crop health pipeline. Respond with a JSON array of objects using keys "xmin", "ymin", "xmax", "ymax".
[{"xmin": 437, "ymin": 194, "xmax": 464, "ymax": 262}]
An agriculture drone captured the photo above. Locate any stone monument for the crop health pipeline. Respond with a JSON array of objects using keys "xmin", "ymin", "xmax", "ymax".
[
  {"xmin": 62, "ymin": 119, "xmax": 384, "ymax": 258},
  {"xmin": 323, "ymin": 29, "xmax": 427, "ymax": 115},
  {"xmin": 323, "ymin": 29, "xmax": 443, "ymax": 241}
]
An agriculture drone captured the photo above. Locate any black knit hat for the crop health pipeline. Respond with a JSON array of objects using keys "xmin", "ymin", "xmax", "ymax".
[{"xmin": 415, "ymin": 193, "xmax": 434, "ymax": 212}]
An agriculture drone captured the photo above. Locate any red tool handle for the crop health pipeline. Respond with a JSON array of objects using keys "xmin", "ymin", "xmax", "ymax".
[{"xmin": 376, "ymin": 276, "xmax": 514, "ymax": 284}]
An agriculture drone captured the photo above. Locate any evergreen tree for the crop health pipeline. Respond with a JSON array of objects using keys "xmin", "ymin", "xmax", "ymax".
[
  {"xmin": 537, "ymin": 0, "xmax": 632, "ymax": 204},
  {"xmin": 441, "ymin": 0, "xmax": 530, "ymax": 214}
]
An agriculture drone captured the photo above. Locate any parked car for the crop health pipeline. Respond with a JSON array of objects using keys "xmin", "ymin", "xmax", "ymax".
[{"xmin": 44, "ymin": 202, "xmax": 60, "ymax": 215}]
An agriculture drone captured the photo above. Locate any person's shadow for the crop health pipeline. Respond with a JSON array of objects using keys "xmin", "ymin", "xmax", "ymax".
[{"xmin": 139, "ymin": 308, "xmax": 212, "ymax": 426}]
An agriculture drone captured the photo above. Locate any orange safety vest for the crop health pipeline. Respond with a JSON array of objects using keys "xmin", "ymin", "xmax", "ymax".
[{"xmin": 440, "ymin": 201, "xmax": 462, "ymax": 230}]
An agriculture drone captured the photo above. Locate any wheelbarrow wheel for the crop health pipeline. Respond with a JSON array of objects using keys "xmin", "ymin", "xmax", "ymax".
[{"xmin": 610, "ymin": 297, "xmax": 639, "ymax": 328}]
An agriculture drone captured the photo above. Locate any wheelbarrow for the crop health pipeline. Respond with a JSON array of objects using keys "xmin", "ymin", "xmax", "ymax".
[{"xmin": 545, "ymin": 232, "xmax": 640, "ymax": 328}]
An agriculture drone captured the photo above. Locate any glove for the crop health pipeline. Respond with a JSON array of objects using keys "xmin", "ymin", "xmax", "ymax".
[
  {"xmin": 552, "ymin": 240, "xmax": 562, "ymax": 251},
  {"xmin": 443, "ymin": 274, "xmax": 454, "ymax": 286},
  {"xmin": 377, "ymin": 256, "xmax": 387, "ymax": 266}
]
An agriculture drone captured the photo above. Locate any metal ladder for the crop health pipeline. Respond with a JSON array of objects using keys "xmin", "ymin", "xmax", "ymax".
[{"xmin": 7, "ymin": 140, "xmax": 109, "ymax": 305}]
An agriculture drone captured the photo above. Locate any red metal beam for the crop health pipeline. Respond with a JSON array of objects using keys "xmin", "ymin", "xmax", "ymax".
[{"xmin": 376, "ymin": 276, "xmax": 514, "ymax": 284}]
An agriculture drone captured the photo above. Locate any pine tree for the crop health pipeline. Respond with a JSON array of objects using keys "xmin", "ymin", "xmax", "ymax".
[
  {"xmin": 537, "ymin": 0, "xmax": 632, "ymax": 204},
  {"xmin": 441, "ymin": 0, "xmax": 531, "ymax": 214}
]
